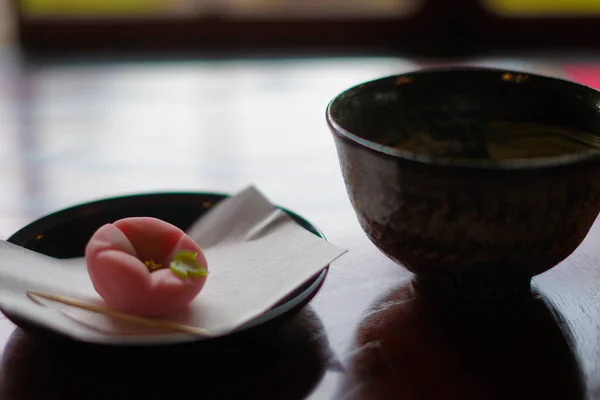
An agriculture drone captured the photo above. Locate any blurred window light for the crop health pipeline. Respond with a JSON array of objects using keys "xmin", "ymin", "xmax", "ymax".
[
  {"xmin": 220, "ymin": 0, "xmax": 420, "ymax": 19},
  {"xmin": 485, "ymin": 0, "xmax": 600, "ymax": 17},
  {"xmin": 19, "ymin": 0, "xmax": 421, "ymax": 19},
  {"xmin": 20, "ymin": 0, "xmax": 178, "ymax": 16}
]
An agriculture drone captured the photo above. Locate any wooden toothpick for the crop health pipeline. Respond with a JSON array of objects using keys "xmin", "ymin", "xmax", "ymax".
[{"xmin": 27, "ymin": 291, "xmax": 211, "ymax": 337}]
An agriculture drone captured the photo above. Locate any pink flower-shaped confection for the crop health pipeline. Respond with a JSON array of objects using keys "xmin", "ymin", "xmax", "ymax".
[{"xmin": 85, "ymin": 217, "xmax": 208, "ymax": 317}]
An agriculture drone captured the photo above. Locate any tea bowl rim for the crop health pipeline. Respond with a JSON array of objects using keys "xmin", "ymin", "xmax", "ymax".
[{"xmin": 326, "ymin": 66, "xmax": 600, "ymax": 170}]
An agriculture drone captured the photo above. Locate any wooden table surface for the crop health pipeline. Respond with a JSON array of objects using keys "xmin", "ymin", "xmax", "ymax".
[{"xmin": 0, "ymin": 50, "xmax": 598, "ymax": 399}]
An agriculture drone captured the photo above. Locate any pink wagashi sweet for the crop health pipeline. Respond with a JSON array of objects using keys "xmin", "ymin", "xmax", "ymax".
[{"xmin": 85, "ymin": 217, "xmax": 208, "ymax": 317}]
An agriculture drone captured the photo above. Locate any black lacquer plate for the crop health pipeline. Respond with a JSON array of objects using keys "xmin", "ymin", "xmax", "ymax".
[{"xmin": 3, "ymin": 192, "xmax": 329, "ymax": 348}]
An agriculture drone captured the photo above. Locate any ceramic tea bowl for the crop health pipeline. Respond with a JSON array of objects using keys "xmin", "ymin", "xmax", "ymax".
[{"xmin": 327, "ymin": 67, "xmax": 600, "ymax": 300}]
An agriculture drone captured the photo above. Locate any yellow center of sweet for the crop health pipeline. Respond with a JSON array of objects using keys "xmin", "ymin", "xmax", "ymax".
[{"xmin": 144, "ymin": 260, "xmax": 163, "ymax": 272}]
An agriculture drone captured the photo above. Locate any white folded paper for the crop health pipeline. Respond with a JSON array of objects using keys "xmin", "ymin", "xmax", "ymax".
[{"xmin": 0, "ymin": 186, "xmax": 346, "ymax": 345}]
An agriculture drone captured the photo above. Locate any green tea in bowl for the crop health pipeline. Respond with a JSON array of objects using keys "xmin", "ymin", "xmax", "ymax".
[{"xmin": 388, "ymin": 121, "xmax": 600, "ymax": 160}]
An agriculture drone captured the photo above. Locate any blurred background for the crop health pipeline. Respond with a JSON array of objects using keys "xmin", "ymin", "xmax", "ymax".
[
  {"xmin": 6, "ymin": 0, "xmax": 600, "ymax": 54},
  {"xmin": 0, "ymin": 0, "xmax": 599, "ymax": 240}
]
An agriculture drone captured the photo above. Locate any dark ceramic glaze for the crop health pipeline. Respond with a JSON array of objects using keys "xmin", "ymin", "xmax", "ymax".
[{"xmin": 327, "ymin": 67, "xmax": 600, "ymax": 300}]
